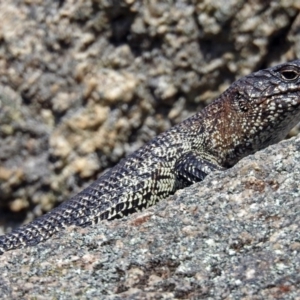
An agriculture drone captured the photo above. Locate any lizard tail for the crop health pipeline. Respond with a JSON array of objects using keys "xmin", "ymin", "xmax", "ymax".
[
  {"xmin": 0, "ymin": 190, "xmax": 110, "ymax": 254},
  {"xmin": 0, "ymin": 208, "xmax": 67, "ymax": 254}
]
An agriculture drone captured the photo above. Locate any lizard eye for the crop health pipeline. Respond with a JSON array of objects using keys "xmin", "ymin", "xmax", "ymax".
[{"xmin": 280, "ymin": 69, "xmax": 299, "ymax": 81}]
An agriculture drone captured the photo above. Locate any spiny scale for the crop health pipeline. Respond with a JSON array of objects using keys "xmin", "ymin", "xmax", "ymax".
[{"xmin": 1, "ymin": 60, "xmax": 300, "ymax": 254}]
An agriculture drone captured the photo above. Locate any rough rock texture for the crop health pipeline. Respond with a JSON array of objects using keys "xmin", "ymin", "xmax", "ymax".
[
  {"xmin": 0, "ymin": 0, "xmax": 300, "ymax": 230},
  {"xmin": 0, "ymin": 132, "xmax": 299, "ymax": 299}
]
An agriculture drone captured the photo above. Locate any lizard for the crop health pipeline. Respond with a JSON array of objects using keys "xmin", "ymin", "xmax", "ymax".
[{"xmin": 1, "ymin": 60, "xmax": 300, "ymax": 255}]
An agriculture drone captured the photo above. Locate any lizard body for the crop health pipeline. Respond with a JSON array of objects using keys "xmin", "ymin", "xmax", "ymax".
[{"xmin": 1, "ymin": 60, "xmax": 300, "ymax": 254}]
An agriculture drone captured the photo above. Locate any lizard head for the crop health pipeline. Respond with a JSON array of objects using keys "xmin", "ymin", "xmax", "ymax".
[{"xmin": 215, "ymin": 60, "xmax": 300, "ymax": 166}]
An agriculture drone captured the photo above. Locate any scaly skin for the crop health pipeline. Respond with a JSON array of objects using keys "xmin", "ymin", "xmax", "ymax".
[{"xmin": 1, "ymin": 60, "xmax": 300, "ymax": 254}]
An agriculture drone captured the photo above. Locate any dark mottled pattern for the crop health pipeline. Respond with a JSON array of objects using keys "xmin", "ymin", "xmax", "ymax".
[{"xmin": 1, "ymin": 60, "xmax": 300, "ymax": 254}]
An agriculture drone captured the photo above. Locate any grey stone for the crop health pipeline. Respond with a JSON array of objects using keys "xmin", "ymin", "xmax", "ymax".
[
  {"xmin": 0, "ymin": 134, "xmax": 299, "ymax": 299},
  {"xmin": 0, "ymin": 0, "xmax": 299, "ymax": 226}
]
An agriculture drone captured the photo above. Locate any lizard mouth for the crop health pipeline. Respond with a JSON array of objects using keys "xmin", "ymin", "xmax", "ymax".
[{"xmin": 254, "ymin": 89, "xmax": 300, "ymax": 106}]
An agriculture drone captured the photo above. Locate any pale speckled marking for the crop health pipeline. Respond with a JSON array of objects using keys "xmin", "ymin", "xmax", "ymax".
[{"xmin": 1, "ymin": 60, "xmax": 300, "ymax": 254}]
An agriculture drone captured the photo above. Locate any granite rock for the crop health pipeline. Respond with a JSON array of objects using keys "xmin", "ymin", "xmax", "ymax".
[
  {"xmin": 0, "ymin": 1, "xmax": 299, "ymax": 228},
  {"xmin": 0, "ymin": 133, "xmax": 299, "ymax": 299}
]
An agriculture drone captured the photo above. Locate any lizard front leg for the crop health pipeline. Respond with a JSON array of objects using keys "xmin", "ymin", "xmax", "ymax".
[{"xmin": 174, "ymin": 151, "xmax": 225, "ymax": 187}]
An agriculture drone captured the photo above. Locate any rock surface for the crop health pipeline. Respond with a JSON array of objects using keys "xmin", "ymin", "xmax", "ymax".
[
  {"xmin": 0, "ymin": 134, "xmax": 299, "ymax": 299},
  {"xmin": 0, "ymin": 0, "xmax": 300, "ymax": 230}
]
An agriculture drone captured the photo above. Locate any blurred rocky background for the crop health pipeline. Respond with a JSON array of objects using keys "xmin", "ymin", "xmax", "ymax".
[{"xmin": 0, "ymin": 0, "xmax": 299, "ymax": 231}]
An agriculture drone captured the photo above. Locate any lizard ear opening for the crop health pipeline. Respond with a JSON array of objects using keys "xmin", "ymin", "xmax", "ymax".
[{"xmin": 235, "ymin": 92, "xmax": 249, "ymax": 112}]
